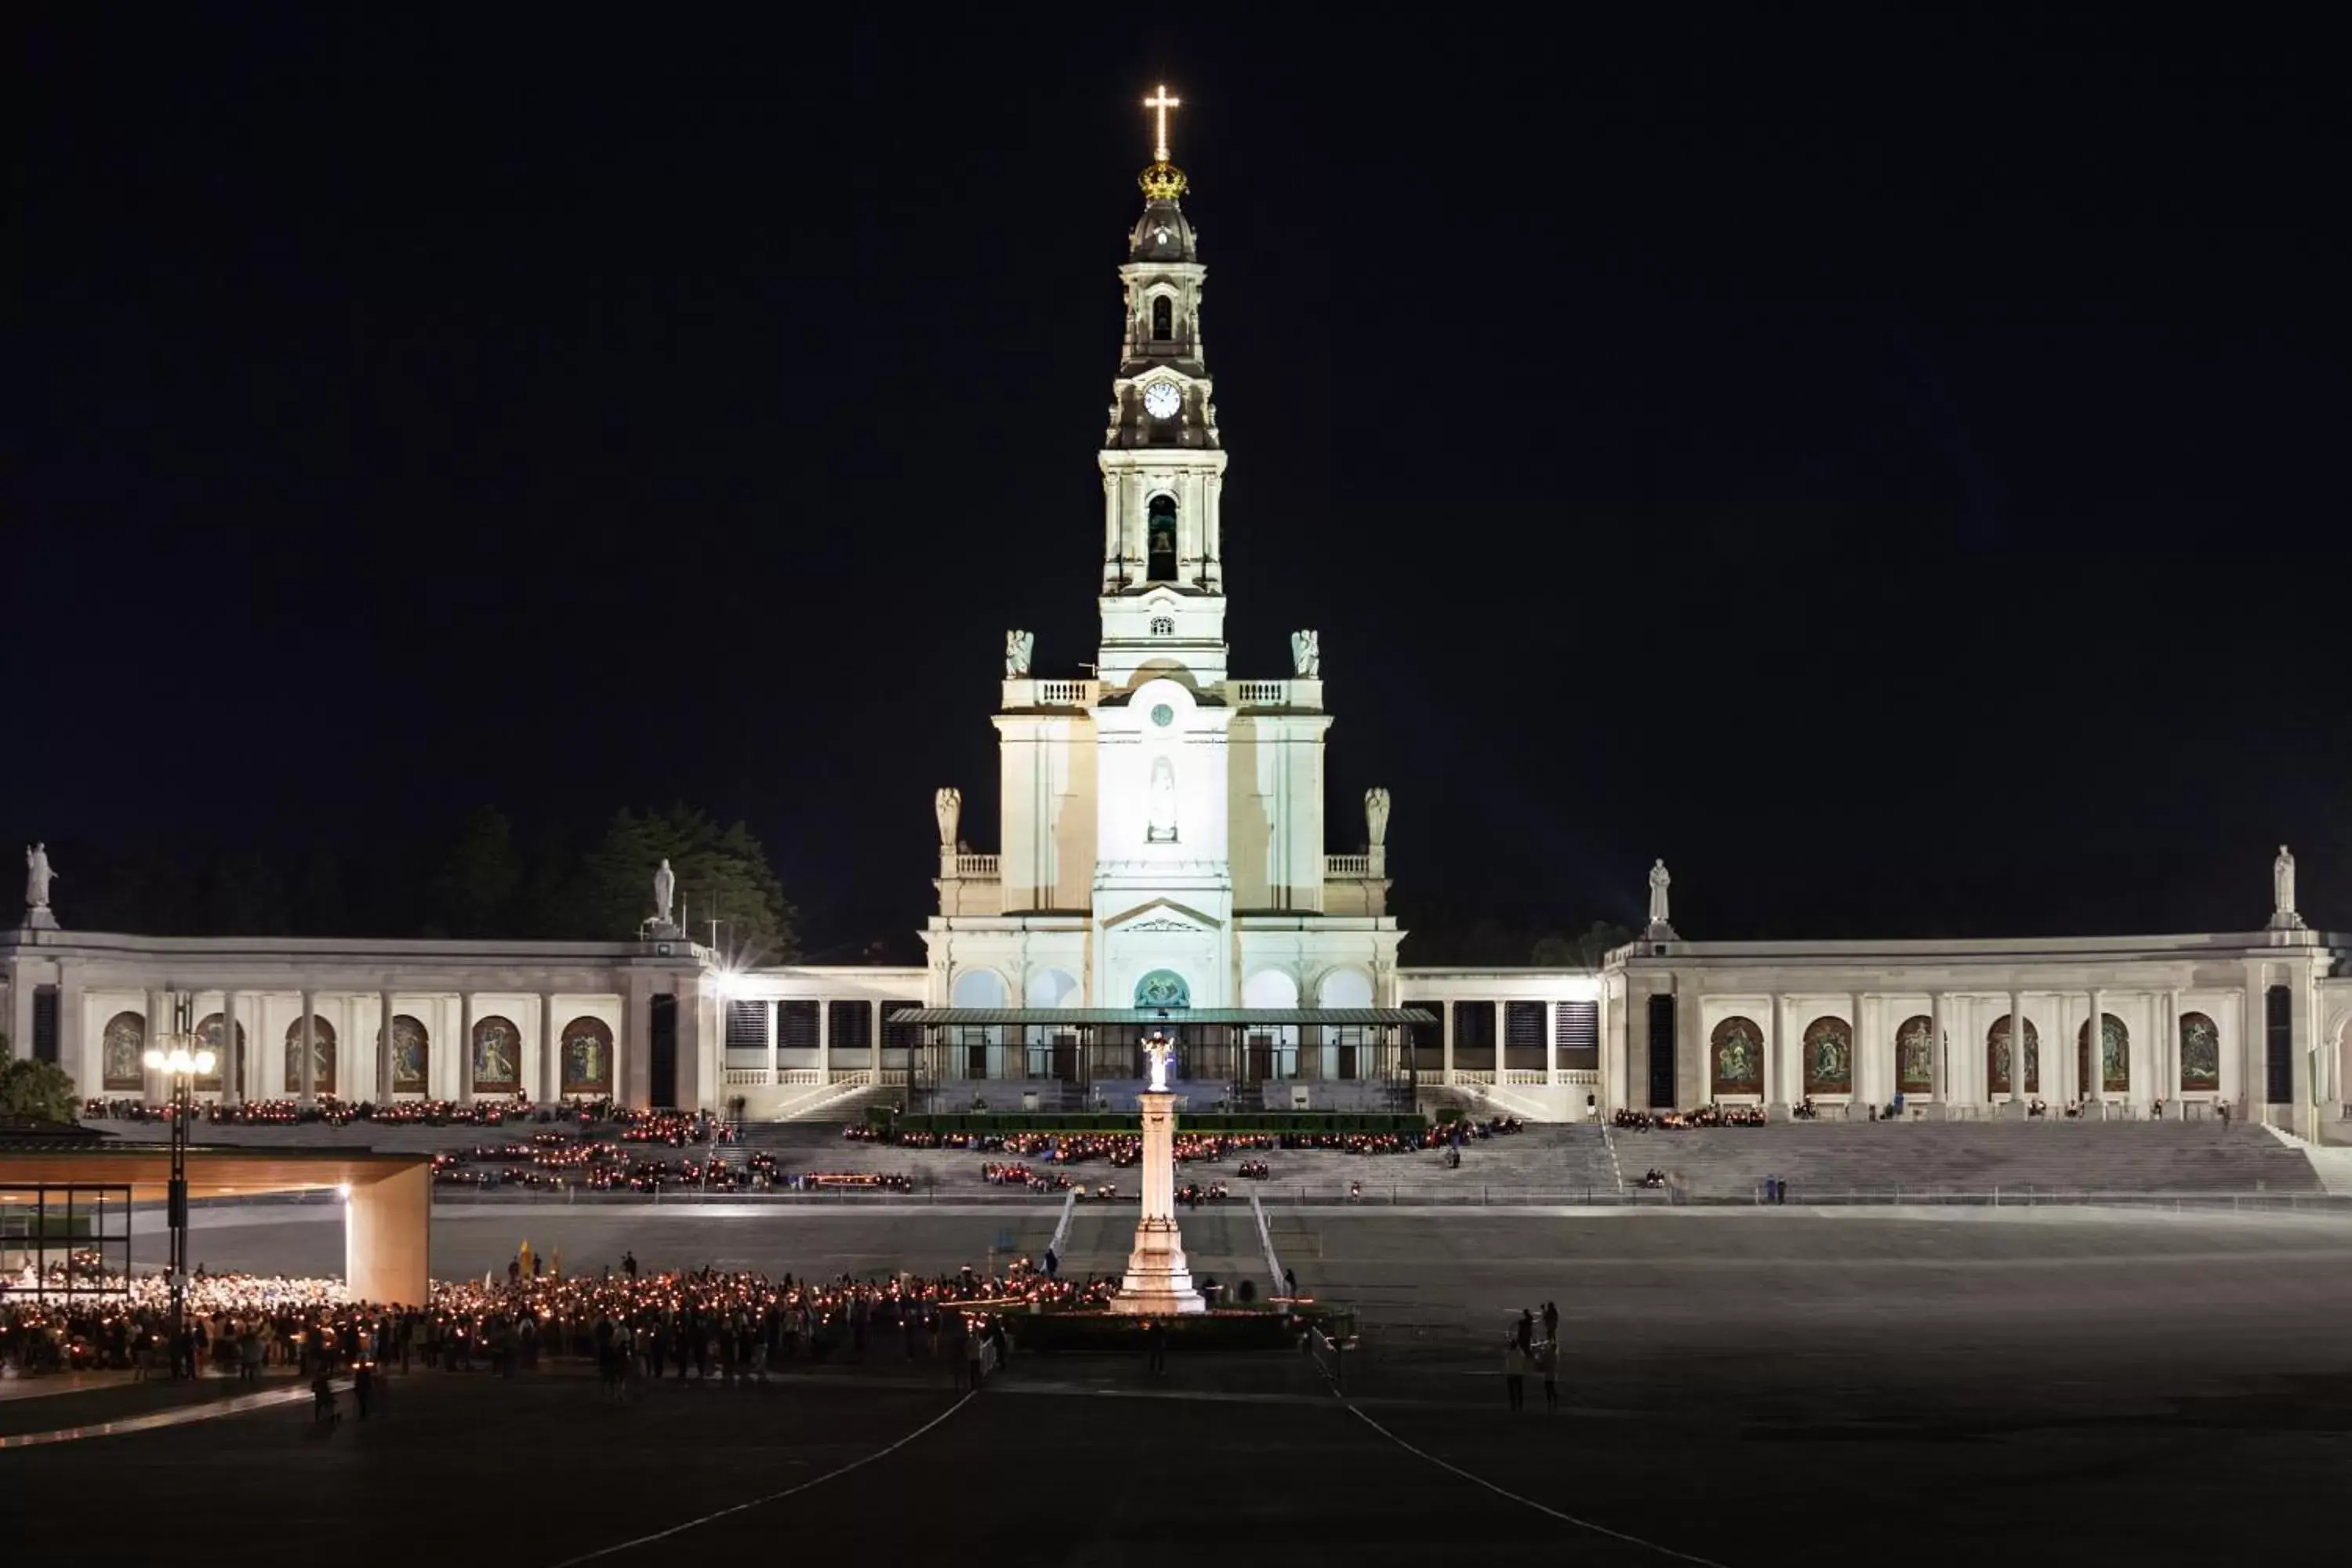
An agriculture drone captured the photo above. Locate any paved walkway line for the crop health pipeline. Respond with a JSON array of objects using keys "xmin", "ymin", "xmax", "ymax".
[
  {"xmin": 0, "ymin": 1381, "xmax": 332, "ymax": 1449},
  {"xmin": 1338, "ymin": 1400, "xmax": 1733, "ymax": 1567},
  {"xmin": 546, "ymin": 1392, "xmax": 973, "ymax": 1566}
]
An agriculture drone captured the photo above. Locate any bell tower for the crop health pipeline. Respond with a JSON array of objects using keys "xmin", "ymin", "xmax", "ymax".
[{"xmin": 1098, "ymin": 85, "xmax": 1229, "ymax": 688}]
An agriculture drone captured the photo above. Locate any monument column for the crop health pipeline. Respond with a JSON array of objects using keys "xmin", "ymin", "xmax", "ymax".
[
  {"xmin": 1544, "ymin": 1000, "xmax": 1559, "ymax": 1087},
  {"xmin": 816, "ymin": 998, "xmax": 832, "ymax": 1082},
  {"xmin": 1441, "ymin": 1003, "xmax": 1455, "ymax": 1085},
  {"xmin": 299, "ymin": 990, "xmax": 317, "ymax": 1109},
  {"xmin": 1110, "ymin": 1038, "xmax": 1206, "ymax": 1316},
  {"xmin": 458, "ymin": 990, "xmax": 475, "ymax": 1105},
  {"xmin": 764, "ymin": 998, "xmax": 780, "ymax": 1085}
]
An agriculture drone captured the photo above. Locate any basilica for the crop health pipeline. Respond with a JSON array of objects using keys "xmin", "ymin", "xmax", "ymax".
[{"xmin": 5, "ymin": 96, "xmax": 2347, "ymax": 1136}]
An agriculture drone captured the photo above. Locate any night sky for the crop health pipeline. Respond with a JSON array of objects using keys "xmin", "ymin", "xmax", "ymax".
[{"xmin": 9, "ymin": 9, "xmax": 2347, "ymax": 954}]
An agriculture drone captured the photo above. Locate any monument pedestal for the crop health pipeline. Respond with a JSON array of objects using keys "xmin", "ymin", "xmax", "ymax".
[{"xmin": 1110, "ymin": 1088, "xmax": 1206, "ymax": 1316}]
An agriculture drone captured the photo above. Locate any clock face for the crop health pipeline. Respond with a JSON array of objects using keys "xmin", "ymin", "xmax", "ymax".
[{"xmin": 1143, "ymin": 382, "xmax": 1181, "ymax": 420}]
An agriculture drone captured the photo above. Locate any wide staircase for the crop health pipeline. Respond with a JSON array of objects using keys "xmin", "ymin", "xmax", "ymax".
[{"xmin": 1615, "ymin": 1120, "xmax": 2322, "ymax": 1199}]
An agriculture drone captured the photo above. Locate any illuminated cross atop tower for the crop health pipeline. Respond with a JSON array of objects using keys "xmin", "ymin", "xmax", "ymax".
[{"xmin": 1144, "ymin": 83, "xmax": 1181, "ymax": 163}]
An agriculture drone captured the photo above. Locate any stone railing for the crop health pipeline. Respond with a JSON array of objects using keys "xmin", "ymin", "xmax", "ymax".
[
  {"xmin": 1448, "ymin": 1069, "xmax": 1496, "ymax": 1087},
  {"xmin": 723, "ymin": 1068, "xmax": 771, "ymax": 1087},
  {"xmin": 829, "ymin": 1069, "xmax": 873, "ymax": 1086},
  {"xmin": 1559, "ymin": 1069, "xmax": 1600, "ymax": 1087},
  {"xmin": 950, "ymin": 854, "xmax": 1000, "ymax": 879},
  {"xmin": 1504, "ymin": 1069, "xmax": 1550, "ymax": 1086},
  {"xmin": 1325, "ymin": 854, "xmax": 1372, "ymax": 878},
  {"xmin": 1232, "ymin": 681, "xmax": 1290, "ymax": 706},
  {"xmin": 777, "ymin": 1069, "xmax": 825, "ymax": 1087},
  {"xmin": 1034, "ymin": 679, "xmax": 1098, "ymax": 707}
]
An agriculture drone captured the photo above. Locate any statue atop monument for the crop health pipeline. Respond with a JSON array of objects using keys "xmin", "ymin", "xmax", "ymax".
[
  {"xmin": 1004, "ymin": 630, "xmax": 1035, "ymax": 678},
  {"xmin": 1143, "ymin": 1033, "xmax": 1175, "ymax": 1093},
  {"xmin": 1364, "ymin": 786, "xmax": 1391, "ymax": 850},
  {"xmin": 23, "ymin": 843, "xmax": 58, "ymax": 930},
  {"xmin": 1645, "ymin": 858, "xmax": 1676, "ymax": 940},
  {"xmin": 1289, "ymin": 629, "xmax": 1320, "ymax": 678},
  {"xmin": 934, "ymin": 786, "xmax": 963, "ymax": 850},
  {"xmin": 2270, "ymin": 844, "xmax": 2305, "ymax": 931}
]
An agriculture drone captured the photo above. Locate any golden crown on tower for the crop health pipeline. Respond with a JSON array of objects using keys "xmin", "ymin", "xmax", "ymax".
[{"xmin": 1138, "ymin": 160, "xmax": 1189, "ymax": 201}]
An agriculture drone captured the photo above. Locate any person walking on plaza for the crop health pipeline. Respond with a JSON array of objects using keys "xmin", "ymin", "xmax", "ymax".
[
  {"xmin": 310, "ymin": 1365, "xmax": 339, "ymax": 1430},
  {"xmin": 353, "ymin": 1356, "xmax": 374, "ymax": 1420},
  {"xmin": 1503, "ymin": 1334, "xmax": 1527, "ymax": 1411},
  {"xmin": 1541, "ymin": 1300, "xmax": 1559, "ymax": 1346},
  {"xmin": 1145, "ymin": 1319, "xmax": 1168, "ymax": 1377},
  {"xmin": 1537, "ymin": 1336, "xmax": 1559, "ymax": 1414}
]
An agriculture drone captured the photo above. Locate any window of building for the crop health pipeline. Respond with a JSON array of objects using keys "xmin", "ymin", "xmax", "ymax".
[
  {"xmin": 1152, "ymin": 294, "xmax": 1173, "ymax": 340},
  {"xmin": 1149, "ymin": 615, "xmax": 1174, "ymax": 636}
]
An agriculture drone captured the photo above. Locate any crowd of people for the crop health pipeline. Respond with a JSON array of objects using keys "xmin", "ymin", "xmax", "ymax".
[
  {"xmin": 1614, "ymin": 1105, "xmax": 1769, "ymax": 1131},
  {"xmin": 78, "ymin": 1098, "xmax": 725, "ymax": 1143},
  {"xmin": 0, "ymin": 1254, "xmax": 1120, "ymax": 1389}
]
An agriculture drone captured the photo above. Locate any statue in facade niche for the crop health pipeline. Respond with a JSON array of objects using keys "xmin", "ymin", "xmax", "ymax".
[
  {"xmin": 1364, "ymin": 786, "xmax": 1392, "ymax": 850},
  {"xmin": 1004, "ymin": 630, "xmax": 1035, "ymax": 677},
  {"xmin": 652, "ymin": 858, "xmax": 676, "ymax": 930},
  {"xmin": 1288, "ymin": 630, "xmax": 1320, "ymax": 678},
  {"xmin": 1147, "ymin": 755, "xmax": 1179, "ymax": 843},
  {"xmin": 935, "ymin": 786, "xmax": 963, "ymax": 850}
]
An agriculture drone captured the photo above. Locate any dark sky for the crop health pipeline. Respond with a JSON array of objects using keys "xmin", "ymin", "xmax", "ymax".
[{"xmin": 8, "ymin": 7, "xmax": 2348, "ymax": 951}]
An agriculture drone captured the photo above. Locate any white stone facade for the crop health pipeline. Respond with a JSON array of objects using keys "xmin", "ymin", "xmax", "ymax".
[{"xmin": 923, "ymin": 148, "xmax": 1403, "ymax": 1023}]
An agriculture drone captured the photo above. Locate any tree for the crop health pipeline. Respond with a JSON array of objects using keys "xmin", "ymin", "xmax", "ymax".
[
  {"xmin": 569, "ymin": 805, "xmax": 797, "ymax": 960},
  {"xmin": 0, "ymin": 1058, "xmax": 79, "ymax": 1123},
  {"xmin": 428, "ymin": 806, "xmax": 524, "ymax": 938},
  {"xmin": 292, "ymin": 840, "xmax": 350, "ymax": 935},
  {"xmin": 1530, "ymin": 920, "xmax": 1636, "ymax": 971},
  {"xmin": 204, "ymin": 851, "xmax": 290, "ymax": 934}
]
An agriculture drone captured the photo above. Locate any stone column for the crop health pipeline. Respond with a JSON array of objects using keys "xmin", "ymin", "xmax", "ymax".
[
  {"xmin": 458, "ymin": 991, "xmax": 475, "ymax": 1105},
  {"xmin": 1545, "ymin": 1000, "xmax": 1560, "ymax": 1086},
  {"xmin": 1441, "ymin": 1002, "xmax": 1455, "ymax": 1085},
  {"xmin": 1849, "ymin": 993, "xmax": 1865, "ymax": 1112},
  {"xmin": 1767, "ymin": 993, "xmax": 1790, "ymax": 1119},
  {"xmin": 2163, "ymin": 987, "xmax": 2180, "ymax": 1111},
  {"xmin": 869, "ymin": 1000, "xmax": 884, "ymax": 1076},
  {"xmin": 379, "ymin": 987, "xmax": 397, "ymax": 1098},
  {"xmin": 764, "ymin": 997, "xmax": 779, "ymax": 1085},
  {"xmin": 299, "ymin": 990, "xmax": 317, "ymax": 1109},
  {"xmin": 146, "ymin": 986, "xmax": 169, "ymax": 1104},
  {"xmin": 2085, "ymin": 989, "xmax": 2103, "ymax": 1108},
  {"xmin": 2008, "ymin": 991, "xmax": 2024, "ymax": 1113},
  {"xmin": 540, "ymin": 993, "xmax": 560, "ymax": 1103},
  {"xmin": 816, "ymin": 996, "xmax": 832, "ymax": 1082},
  {"xmin": 223, "ymin": 989, "xmax": 242, "ymax": 1105},
  {"xmin": 1925, "ymin": 992, "xmax": 1944, "ymax": 1112},
  {"xmin": 2241, "ymin": 965, "xmax": 2265, "ymax": 1123}
]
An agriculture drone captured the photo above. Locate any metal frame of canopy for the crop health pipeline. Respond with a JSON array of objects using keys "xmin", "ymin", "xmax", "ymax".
[{"xmin": 895, "ymin": 1007, "xmax": 1437, "ymax": 1113}]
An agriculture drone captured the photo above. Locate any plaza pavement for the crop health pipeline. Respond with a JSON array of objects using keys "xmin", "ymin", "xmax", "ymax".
[{"xmin": 8, "ymin": 1206, "xmax": 2350, "ymax": 1566}]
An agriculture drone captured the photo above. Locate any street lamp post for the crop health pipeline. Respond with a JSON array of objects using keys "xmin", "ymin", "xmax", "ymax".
[{"xmin": 143, "ymin": 997, "xmax": 214, "ymax": 1380}]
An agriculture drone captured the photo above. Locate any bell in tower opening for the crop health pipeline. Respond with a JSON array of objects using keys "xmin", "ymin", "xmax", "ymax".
[{"xmin": 1147, "ymin": 493, "xmax": 1178, "ymax": 580}]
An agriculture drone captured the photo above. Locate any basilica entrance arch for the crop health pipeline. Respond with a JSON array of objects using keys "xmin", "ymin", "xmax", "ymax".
[
  {"xmin": 1317, "ymin": 967, "xmax": 1374, "ymax": 1081},
  {"xmin": 2077, "ymin": 1013, "xmax": 2128, "ymax": 1097},
  {"xmin": 1242, "ymin": 969, "xmax": 1298, "ymax": 1083},
  {"xmin": 951, "ymin": 969, "xmax": 1009, "ymax": 1080}
]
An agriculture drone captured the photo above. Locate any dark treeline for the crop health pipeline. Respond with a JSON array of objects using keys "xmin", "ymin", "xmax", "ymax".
[{"xmin": 36, "ymin": 805, "xmax": 797, "ymax": 963}]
